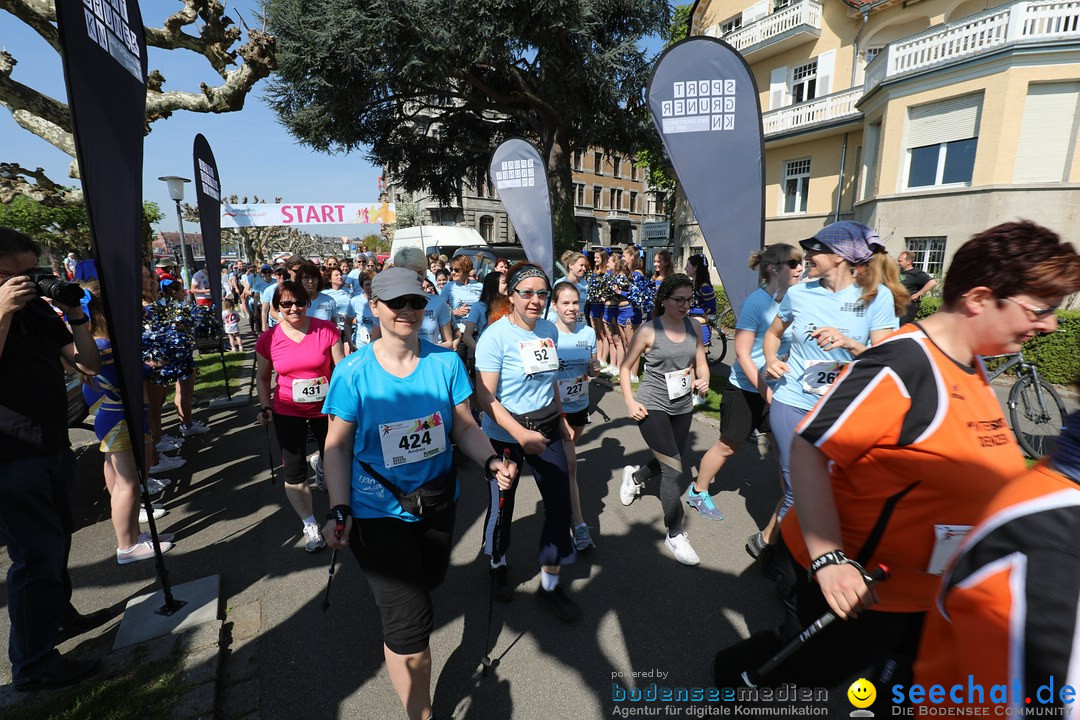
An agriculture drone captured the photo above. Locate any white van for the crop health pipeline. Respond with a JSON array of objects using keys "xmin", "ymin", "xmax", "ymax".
[{"xmin": 389, "ymin": 225, "xmax": 489, "ymax": 262}]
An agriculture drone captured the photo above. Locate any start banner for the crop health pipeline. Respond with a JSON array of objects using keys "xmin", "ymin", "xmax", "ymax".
[{"xmin": 221, "ymin": 202, "xmax": 396, "ymax": 228}]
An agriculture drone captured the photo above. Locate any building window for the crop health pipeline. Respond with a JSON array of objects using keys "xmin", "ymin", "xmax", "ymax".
[
  {"xmin": 594, "ymin": 152, "xmax": 604, "ymax": 175},
  {"xmin": 479, "ymin": 216, "xmax": 494, "ymax": 244},
  {"xmin": 631, "ymin": 163, "xmax": 639, "ymax": 181},
  {"xmin": 783, "ymin": 158, "xmax": 811, "ymax": 214},
  {"xmin": 575, "ymin": 183, "xmax": 585, "ymax": 206},
  {"xmin": 593, "ymin": 185, "xmax": 602, "ymax": 209},
  {"xmin": 629, "ymin": 191, "xmax": 638, "ymax": 213},
  {"xmin": 612, "ymin": 156, "xmax": 621, "ymax": 178},
  {"xmin": 906, "ymin": 94, "xmax": 982, "ymax": 189},
  {"xmin": 773, "ymin": 0, "xmax": 792, "ymax": 11},
  {"xmin": 573, "ymin": 151, "xmax": 584, "ymax": 171},
  {"xmin": 905, "ymin": 237, "xmax": 946, "ymax": 275},
  {"xmin": 791, "ymin": 60, "xmax": 817, "ymax": 104},
  {"xmin": 865, "ymin": 47, "xmax": 881, "ymax": 65},
  {"xmin": 609, "ymin": 188, "xmax": 617, "ymax": 210},
  {"xmin": 720, "ymin": 15, "xmax": 743, "ymax": 34}
]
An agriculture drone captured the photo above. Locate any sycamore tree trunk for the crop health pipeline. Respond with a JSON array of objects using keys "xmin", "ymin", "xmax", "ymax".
[{"xmin": 541, "ymin": 124, "xmax": 578, "ymax": 265}]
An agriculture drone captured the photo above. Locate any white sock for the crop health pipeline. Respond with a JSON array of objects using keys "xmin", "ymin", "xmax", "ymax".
[
  {"xmin": 490, "ymin": 555, "xmax": 507, "ymax": 569},
  {"xmin": 303, "ymin": 515, "xmax": 318, "ymax": 527},
  {"xmin": 540, "ymin": 570, "xmax": 558, "ymax": 592}
]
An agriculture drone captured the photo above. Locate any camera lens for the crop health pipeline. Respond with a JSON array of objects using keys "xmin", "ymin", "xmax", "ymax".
[{"xmin": 34, "ymin": 274, "xmax": 85, "ymax": 307}]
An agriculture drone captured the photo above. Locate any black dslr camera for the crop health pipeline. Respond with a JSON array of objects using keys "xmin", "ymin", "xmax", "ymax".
[{"xmin": 26, "ymin": 269, "xmax": 85, "ymax": 307}]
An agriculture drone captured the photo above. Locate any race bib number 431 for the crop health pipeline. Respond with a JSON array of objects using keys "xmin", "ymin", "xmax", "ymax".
[
  {"xmin": 379, "ymin": 412, "xmax": 447, "ymax": 467},
  {"xmin": 292, "ymin": 376, "xmax": 328, "ymax": 404}
]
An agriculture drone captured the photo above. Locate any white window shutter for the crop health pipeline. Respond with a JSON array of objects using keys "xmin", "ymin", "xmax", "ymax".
[
  {"xmin": 770, "ymin": 66, "xmax": 788, "ymax": 110},
  {"xmin": 743, "ymin": 1, "xmax": 768, "ymax": 24},
  {"xmin": 1013, "ymin": 82, "xmax": 1080, "ymax": 183},
  {"xmin": 817, "ymin": 50, "xmax": 835, "ymax": 96},
  {"xmin": 907, "ymin": 93, "xmax": 983, "ymax": 148}
]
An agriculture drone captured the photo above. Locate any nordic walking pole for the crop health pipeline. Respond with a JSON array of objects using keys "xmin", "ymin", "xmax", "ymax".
[
  {"xmin": 322, "ymin": 513, "xmax": 345, "ymax": 613},
  {"xmin": 256, "ymin": 406, "xmax": 277, "ymax": 484},
  {"xmin": 481, "ymin": 448, "xmax": 512, "ymax": 676}
]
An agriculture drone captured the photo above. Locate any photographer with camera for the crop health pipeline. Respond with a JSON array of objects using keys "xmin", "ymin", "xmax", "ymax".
[{"xmin": 0, "ymin": 228, "xmax": 105, "ymax": 691}]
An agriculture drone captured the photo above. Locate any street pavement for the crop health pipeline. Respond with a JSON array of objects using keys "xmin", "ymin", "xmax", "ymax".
[{"xmin": 0, "ymin": 335, "xmax": 1075, "ymax": 719}]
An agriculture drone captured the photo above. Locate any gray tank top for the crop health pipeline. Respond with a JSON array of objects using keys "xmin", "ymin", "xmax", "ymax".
[{"xmin": 635, "ymin": 316, "xmax": 698, "ymax": 414}]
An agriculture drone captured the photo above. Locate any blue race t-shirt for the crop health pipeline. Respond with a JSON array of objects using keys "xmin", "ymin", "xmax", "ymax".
[
  {"xmin": 348, "ymin": 294, "xmax": 377, "ymax": 346},
  {"xmin": 728, "ymin": 287, "xmax": 794, "ymax": 393},
  {"xmin": 441, "ymin": 280, "xmax": 483, "ymax": 312},
  {"xmin": 261, "ymin": 283, "xmax": 279, "ymax": 327},
  {"xmin": 306, "ymin": 292, "xmax": 337, "ymax": 322},
  {"xmin": 555, "ymin": 323, "xmax": 596, "ymax": 413},
  {"xmin": 475, "ymin": 316, "xmax": 561, "ymax": 443},
  {"xmin": 465, "ymin": 300, "xmax": 490, "ymax": 337},
  {"xmin": 772, "ymin": 281, "xmax": 899, "ymax": 411},
  {"xmin": 324, "ymin": 288, "xmax": 353, "ymax": 331},
  {"xmin": 323, "ymin": 341, "xmax": 473, "ymax": 521}
]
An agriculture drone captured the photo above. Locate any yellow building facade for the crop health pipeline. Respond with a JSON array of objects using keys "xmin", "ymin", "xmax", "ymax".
[{"xmin": 684, "ymin": 0, "xmax": 1080, "ymax": 276}]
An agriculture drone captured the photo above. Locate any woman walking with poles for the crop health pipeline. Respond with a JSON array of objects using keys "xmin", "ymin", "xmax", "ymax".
[
  {"xmin": 618, "ymin": 275, "xmax": 710, "ymax": 566},
  {"xmin": 475, "ymin": 262, "xmax": 582, "ymax": 621},
  {"xmin": 321, "ymin": 268, "xmax": 514, "ymax": 720},
  {"xmin": 255, "ymin": 280, "xmax": 345, "ymax": 552}
]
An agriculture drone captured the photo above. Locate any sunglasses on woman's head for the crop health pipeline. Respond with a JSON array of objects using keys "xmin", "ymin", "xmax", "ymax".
[
  {"xmin": 279, "ymin": 300, "xmax": 308, "ymax": 309},
  {"xmin": 383, "ymin": 295, "xmax": 428, "ymax": 310}
]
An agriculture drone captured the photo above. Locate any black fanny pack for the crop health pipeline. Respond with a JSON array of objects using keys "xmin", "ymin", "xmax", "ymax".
[
  {"xmin": 510, "ymin": 403, "xmax": 562, "ymax": 441},
  {"xmin": 359, "ymin": 461, "xmax": 456, "ymax": 517}
]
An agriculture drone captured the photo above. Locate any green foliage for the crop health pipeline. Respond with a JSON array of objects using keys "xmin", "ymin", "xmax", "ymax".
[
  {"xmin": 266, "ymin": 0, "xmax": 670, "ymax": 256},
  {"xmin": 0, "ymin": 196, "xmax": 162, "ymax": 265},
  {"xmin": 664, "ymin": 4, "xmax": 693, "ymax": 46}
]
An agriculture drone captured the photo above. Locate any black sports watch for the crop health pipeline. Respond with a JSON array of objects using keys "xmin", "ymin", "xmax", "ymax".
[{"xmin": 327, "ymin": 504, "xmax": 352, "ymax": 524}]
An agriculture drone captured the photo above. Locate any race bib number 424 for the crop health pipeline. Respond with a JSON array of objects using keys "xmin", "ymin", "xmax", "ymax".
[{"xmin": 379, "ymin": 412, "xmax": 447, "ymax": 467}]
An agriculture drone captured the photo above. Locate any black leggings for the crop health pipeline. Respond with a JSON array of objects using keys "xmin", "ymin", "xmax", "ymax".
[
  {"xmin": 349, "ymin": 505, "xmax": 456, "ymax": 655},
  {"xmin": 272, "ymin": 412, "xmax": 327, "ymax": 485},
  {"xmin": 484, "ymin": 438, "xmax": 576, "ymax": 568},
  {"xmin": 634, "ymin": 411, "xmax": 693, "ymax": 536}
]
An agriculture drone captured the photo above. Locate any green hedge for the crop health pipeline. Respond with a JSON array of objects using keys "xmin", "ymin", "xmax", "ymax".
[{"xmin": 917, "ymin": 298, "xmax": 1078, "ymax": 385}]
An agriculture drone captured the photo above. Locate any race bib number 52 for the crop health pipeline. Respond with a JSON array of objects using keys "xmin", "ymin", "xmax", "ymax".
[{"xmin": 518, "ymin": 338, "xmax": 559, "ymax": 375}]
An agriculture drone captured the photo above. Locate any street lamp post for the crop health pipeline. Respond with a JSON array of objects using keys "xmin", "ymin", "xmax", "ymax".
[{"xmin": 159, "ymin": 176, "xmax": 192, "ymax": 292}]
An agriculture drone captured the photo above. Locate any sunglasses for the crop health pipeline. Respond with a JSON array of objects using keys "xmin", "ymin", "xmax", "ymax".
[
  {"xmin": 383, "ymin": 295, "xmax": 428, "ymax": 310},
  {"xmin": 1003, "ymin": 297, "xmax": 1059, "ymax": 319},
  {"xmin": 279, "ymin": 300, "xmax": 308, "ymax": 309},
  {"xmin": 514, "ymin": 289, "xmax": 551, "ymax": 300},
  {"xmin": 784, "ymin": 259, "xmax": 803, "ymax": 269},
  {"xmin": 668, "ymin": 296, "xmax": 693, "ymax": 305}
]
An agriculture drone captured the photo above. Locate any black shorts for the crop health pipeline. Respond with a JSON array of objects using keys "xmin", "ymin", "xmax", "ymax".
[
  {"xmin": 564, "ymin": 408, "xmax": 589, "ymax": 428},
  {"xmin": 719, "ymin": 380, "xmax": 771, "ymax": 443},
  {"xmin": 348, "ymin": 504, "xmax": 456, "ymax": 655}
]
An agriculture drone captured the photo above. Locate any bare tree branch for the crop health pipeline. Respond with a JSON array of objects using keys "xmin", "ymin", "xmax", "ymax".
[
  {"xmin": 0, "ymin": 0, "xmax": 60, "ymax": 52},
  {"xmin": 0, "ymin": 163, "xmax": 82, "ymax": 205}
]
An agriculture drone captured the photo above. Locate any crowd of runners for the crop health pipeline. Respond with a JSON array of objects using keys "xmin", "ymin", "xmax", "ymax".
[{"xmin": 3, "ymin": 220, "xmax": 1080, "ymax": 716}]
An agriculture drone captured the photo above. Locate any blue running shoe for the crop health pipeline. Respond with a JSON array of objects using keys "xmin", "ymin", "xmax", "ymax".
[{"xmin": 686, "ymin": 486, "xmax": 724, "ymax": 520}]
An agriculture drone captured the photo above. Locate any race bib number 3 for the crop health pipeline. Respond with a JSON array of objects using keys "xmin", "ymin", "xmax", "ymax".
[
  {"xmin": 518, "ymin": 338, "xmax": 559, "ymax": 375},
  {"xmin": 292, "ymin": 376, "xmax": 328, "ymax": 404},
  {"xmin": 379, "ymin": 412, "xmax": 447, "ymax": 467},
  {"xmin": 665, "ymin": 368, "xmax": 692, "ymax": 401},
  {"xmin": 557, "ymin": 373, "xmax": 588, "ymax": 401},
  {"xmin": 801, "ymin": 360, "xmax": 848, "ymax": 396}
]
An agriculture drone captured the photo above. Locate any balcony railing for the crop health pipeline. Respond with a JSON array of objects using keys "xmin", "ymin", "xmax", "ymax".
[
  {"xmin": 711, "ymin": 1, "xmax": 823, "ymax": 57},
  {"xmin": 763, "ymin": 87, "xmax": 864, "ymax": 137},
  {"xmin": 866, "ymin": 0, "xmax": 1080, "ymax": 92}
]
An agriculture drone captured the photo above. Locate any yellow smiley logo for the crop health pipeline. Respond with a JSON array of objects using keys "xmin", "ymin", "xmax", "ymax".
[{"xmin": 848, "ymin": 678, "xmax": 876, "ymax": 709}]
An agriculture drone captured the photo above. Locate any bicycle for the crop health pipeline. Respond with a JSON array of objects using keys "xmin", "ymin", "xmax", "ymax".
[
  {"xmin": 986, "ymin": 351, "xmax": 1067, "ymax": 458},
  {"xmin": 704, "ymin": 305, "xmax": 737, "ymax": 365}
]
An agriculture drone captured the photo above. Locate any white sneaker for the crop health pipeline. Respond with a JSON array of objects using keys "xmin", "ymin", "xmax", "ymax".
[
  {"xmin": 665, "ymin": 532, "xmax": 701, "ymax": 566},
  {"xmin": 149, "ymin": 454, "xmax": 185, "ymax": 473},
  {"xmin": 179, "ymin": 421, "xmax": 210, "ymax": 436},
  {"xmin": 303, "ymin": 524, "xmax": 325, "ymax": 552},
  {"xmin": 619, "ymin": 465, "xmax": 642, "ymax": 506},
  {"xmin": 309, "ymin": 453, "xmax": 325, "ymax": 491},
  {"xmin": 117, "ymin": 540, "xmax": 173, "ymax": 564},
  {"xmin": 156, "ymin": 437, "xmax": 182, "ymax": 452},
  {"xmin": 138, "ymin": 531, "xmax": 175, "ymax": 543},
  {"xmin": 145, "ymin": 477, "xmax": 169, "ymax": 495},
  {"xmin": 138, "ymin": 505, "xmax": 166, "ymax": 523}
]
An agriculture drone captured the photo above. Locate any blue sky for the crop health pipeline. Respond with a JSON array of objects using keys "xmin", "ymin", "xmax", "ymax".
[{"xmin": 2, "ymin": 1, "xmax": 669, "ymax": 239}]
